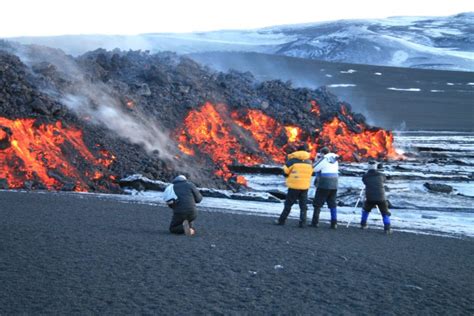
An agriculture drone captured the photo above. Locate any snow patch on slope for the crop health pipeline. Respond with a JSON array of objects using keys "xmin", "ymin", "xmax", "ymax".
[
  {"xmin": 328, "ymin": 84, "xmax": 357, "ymax": 88},
  {"xmin": 387, "ymin": 87, "xmax": 421, "ymax": 92}
]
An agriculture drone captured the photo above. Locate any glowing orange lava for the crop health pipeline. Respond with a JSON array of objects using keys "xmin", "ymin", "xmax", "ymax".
[
  {"xmin": 340, "ymin": 104, "xmax": 350, "ymax": 117},
  {"xmin": 320, "ymin": 117, "xmax": 398, "ymax": 161},
  {"xmin": 233, "ymin": 109, "xmax": 316, "ymax": 163},
  {"xmin": 285, "ymin": 126, "xmax": 300, "ymax": 143},
  {"xmin": 126, "ymin": 101, "xmax": 134, "ymax": 109},
  {"xmin": 310, "ymin": 100, "xmax": 321, "ymax": 116},
  {"xmin": 236, "ymin": 175, "xmax": 247, "ymax": 186},
  {"xmin": 177, "ymin": 102, "xmax": 261, "ymax": 180},
  {"xmin": 0, "ymin": 117, "xmax": 115, "ymax": 191},
  {"xmin": 97, "ymin": 148, "xmax": 116, "ymax": 168},
  {"xmin": 0, "ymin": 128, "xmax": 7, "ymax": 140},
  {"xmin": 232, "ymin": 109, "xmax": 287, "ymax": 163},
  {"xmin": 177, "ymin": 101, "xmax": 400, "ymax": 183}
]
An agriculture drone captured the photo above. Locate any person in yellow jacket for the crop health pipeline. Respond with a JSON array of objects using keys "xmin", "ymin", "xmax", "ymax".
[{"xmin": 275, "ymin": 144, "xmax": 314, "ymax": 227}]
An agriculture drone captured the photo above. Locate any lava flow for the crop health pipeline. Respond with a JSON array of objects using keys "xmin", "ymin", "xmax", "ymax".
[
  {"xmin": 0, "ymin": 117, "xmax": 115, "ymax": 191},
  {"xmin": 177, "ymin": 102, "xmax": 257, "ymax": 183},
  {"xmin": 310, "ymin": 100, "xmax": 321, "ymax": 116},
  {"xmin": 177, "ymin": 101, "xmax": 400, "ymax": 182},
  {"xmin": 319, "ymin": 116, "xmax": 398, "ymax": 160},
  {"xmin": 232, "ymin": 109, "xmax": 291, "ymax": 163}
]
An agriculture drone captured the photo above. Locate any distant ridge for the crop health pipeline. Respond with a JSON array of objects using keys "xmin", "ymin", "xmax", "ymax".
[{"xmin": 5, "ymin": 12, "xmax": 474, "ymax": 72}]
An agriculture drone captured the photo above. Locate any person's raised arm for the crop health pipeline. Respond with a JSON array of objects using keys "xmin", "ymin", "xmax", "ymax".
[{"xmin": 313, "ymin": 157, "xmax": 326, "ymax": 173}]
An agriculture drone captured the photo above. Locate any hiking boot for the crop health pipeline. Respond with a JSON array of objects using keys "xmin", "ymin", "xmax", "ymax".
[
  {"xmin": 274, "ymin": 219, "xmax": 284, "ymax": 225},
  {"xmin": 360, "ymin": 222, "xmax": 368, "ymax": 230},
  {"xmin": 312, "ymin": 208, "xmax": 321, "ymax": 227},
  {"xmin": 384, "ymin": 225, "xmax": 392, "ymax": 235},
  {"xmin": 330, "ymin": 221, "xmax": 338, "ymax": 229},
  {"xmin": 183, "ymin": 220, "xmax": 192, "ymax": 236}
]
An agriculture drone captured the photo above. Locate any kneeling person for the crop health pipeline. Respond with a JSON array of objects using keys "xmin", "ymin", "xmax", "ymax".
[{"xmin": 167, "ymin": 175, "xmax": 203, "ymax": 236}]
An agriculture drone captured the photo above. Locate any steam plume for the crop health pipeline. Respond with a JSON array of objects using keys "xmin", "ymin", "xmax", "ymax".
[
  {"xmin": 62, "ymin": 89, "xmax": 174, "ymax": 160},
  {"xmin": 14, "ymin": 44, "xmax": 175, "ymax": 160}
]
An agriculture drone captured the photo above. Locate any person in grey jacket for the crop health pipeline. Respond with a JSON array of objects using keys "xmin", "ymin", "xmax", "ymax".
[
  {"xmin": 360, "ymin": 161, "xmax": 392, "ymax": 233},
  {"xmin": 168, "ymin": 175, "xmax": 203, "ymax": 236}
]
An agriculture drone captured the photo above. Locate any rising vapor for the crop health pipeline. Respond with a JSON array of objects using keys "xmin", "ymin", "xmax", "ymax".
[
  {"xmin": 12, "ymin": 44, "xmax": 176, "ymax": 160},
  {"xmin": 61, "ymin": 89, "xmax": 174, "ymax": 160}
]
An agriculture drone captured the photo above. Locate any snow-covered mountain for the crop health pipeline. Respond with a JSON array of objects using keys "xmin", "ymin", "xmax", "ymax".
[
  {"xmin": 268, "ymin": 12, "xmax": 474, "ymax": 71},
  {"xmin": 8, "ymin": 12, "xmax": 474, "ymax": 71}
]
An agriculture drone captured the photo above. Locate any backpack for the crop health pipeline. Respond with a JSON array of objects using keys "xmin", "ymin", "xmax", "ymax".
[{"xmin": 163, "ymin": 184, "xmax": 178, "ymax": 207}]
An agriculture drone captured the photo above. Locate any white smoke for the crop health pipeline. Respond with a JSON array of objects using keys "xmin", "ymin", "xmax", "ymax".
[
  {"xmin": 61, "ymin": 85, "xmax": 174, "ymax": 160},
  {"xmin": 12, "ymin": 44, "xmax": 175, "ymax": 160}
]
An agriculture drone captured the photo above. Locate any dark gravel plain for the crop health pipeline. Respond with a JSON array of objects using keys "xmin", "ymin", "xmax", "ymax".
[{"xmin": 1, "ymin": 190, "xmax": 473, "ymax": 315}]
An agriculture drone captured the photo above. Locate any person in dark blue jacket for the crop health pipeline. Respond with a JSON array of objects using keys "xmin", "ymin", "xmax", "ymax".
[
  {"xmin": 360, "ymin": 161, "xmax": 392, "ymax": 234},
  {"xmin": 168, "ymin": 175, "xmax": 203, "ymax": 236}
]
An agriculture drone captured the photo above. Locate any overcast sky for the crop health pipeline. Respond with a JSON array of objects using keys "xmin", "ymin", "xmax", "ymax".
[{"xmin": 2, "ymin": 0, "xmax": 473, "ymax": 37}]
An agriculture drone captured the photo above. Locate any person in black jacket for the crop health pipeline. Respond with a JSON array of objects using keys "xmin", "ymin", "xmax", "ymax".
[
  {"xmin": 360, "ymin": 161, "xmax": 392, "ymax": 233},
  {"xmin": 168, "ymin": 175, "xmax": 203, "ymax": 236}
]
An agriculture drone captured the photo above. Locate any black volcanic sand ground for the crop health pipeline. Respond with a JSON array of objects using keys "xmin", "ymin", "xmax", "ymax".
[{"xmin": 1, "ymin": 191, "xmax": 473, "ymax": 315}]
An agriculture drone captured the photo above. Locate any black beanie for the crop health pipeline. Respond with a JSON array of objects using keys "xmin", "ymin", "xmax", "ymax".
[
  {"xmin": 297, "ymin": 144, "xmax": 308, "ymax": 151},
  {"xmin": 320, "ymin": 147, "xmax": 330, "ymax": 154}
]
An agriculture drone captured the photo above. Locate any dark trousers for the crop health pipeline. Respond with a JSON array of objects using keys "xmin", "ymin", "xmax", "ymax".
[
  {"xmin": 169, "ymin": 212, "xmax": 197, "ymax": 234},
  {"xmin": 278, "ymin": 188, "xmax": 308, "ymax": 224},
  {"xmin": 363, "ymin": 200, "xmax": 391, "ymax": 216},
  {"xmin": 312, "ymin": 188, "xmax": 338, "ymax": 224}
]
